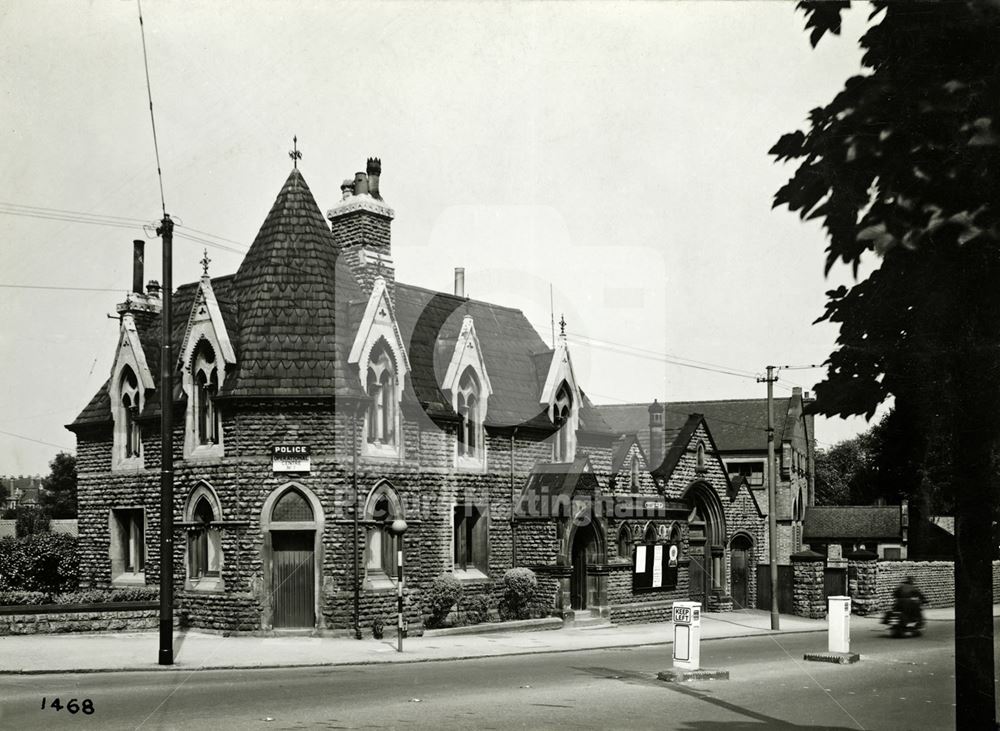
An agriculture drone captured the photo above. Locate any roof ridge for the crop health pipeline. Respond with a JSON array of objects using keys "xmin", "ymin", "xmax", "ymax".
[{"xmin": 395, "ymin": 280, "xmax": 534, "ymax": 317}]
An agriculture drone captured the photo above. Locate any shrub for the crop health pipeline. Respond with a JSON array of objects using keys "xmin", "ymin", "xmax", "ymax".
[
  {"xmin": 15, "ymin": 506, "xmax": 50, "ymax": 538},
  {"xmin": 0, "ymin": 590, "xmax": 51, "ymax": 606},
  {"xmin": 498, "ymin": 567, "xmax": 537, "ymax": 621},
  {"xmin": 0, "ymin": 532, "xmax": 79, "ymax": 593},
  {"xmin": 52, "ymin": 587, "xmax": 158, "ymax": 604},
  {"xmin": 424, "ymin": 573, "xmax": 463, "ymax": 628},
  {"xmin": 462, "ymin": 594, "xmax": 492, "ymax": 625}
]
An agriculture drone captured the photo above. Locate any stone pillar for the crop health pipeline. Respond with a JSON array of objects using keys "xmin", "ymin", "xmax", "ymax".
[
  {"xmin": 846, "ymin": 549, "xmax": 879, "ymax": 616},
  {"xmin": 791, "ymin": 549, "xmax": 826, "ymax": 619}
]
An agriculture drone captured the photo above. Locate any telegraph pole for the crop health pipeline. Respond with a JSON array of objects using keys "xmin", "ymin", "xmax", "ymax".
[
  {"xmin": 758, "ymin": 365, "xmax": 780, "ymax": 631},
  {"xmin": 158, "ymin": 214, "xmax": 174, "ymax": 665}
]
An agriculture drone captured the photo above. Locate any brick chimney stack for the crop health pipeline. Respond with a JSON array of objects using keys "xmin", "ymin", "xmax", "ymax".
[
  {"xmin": 648, "ymin": 399, "xmax": 665, "ymax": 471},
  {"xmin": 328, "ymin": 156, "xmax": 395, "ymax": 295},
  {"xmin": 117, "ymin": 239, "xmax": 161, "ymax": 328}
]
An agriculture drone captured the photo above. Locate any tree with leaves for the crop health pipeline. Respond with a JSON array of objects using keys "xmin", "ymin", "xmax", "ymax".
[
  {"xmin": 40, "ymin": 452, "xmax": 77, "ymax": 520},
  {"xmin": 772, "ymin": 2, "xmax": 1000, "ymax": 726}
]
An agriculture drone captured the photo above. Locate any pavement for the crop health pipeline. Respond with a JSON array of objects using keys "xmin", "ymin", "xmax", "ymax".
[{"xmin": 0, "ymin": 605, "xmax": 988, "ymax": 675}]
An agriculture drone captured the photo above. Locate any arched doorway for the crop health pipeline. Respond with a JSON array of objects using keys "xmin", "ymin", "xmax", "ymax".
[
  {"xmin": 261, "ymin": 483, "xmax": 324, "ymax": 629},
  {"xmin": 683, "ymin": 482, "xmax": 726, "ymax": 608},
  {"xmin": 568, "ymin": 514, "xmax": 606, "ymax": 612},
  {"xmin": 730, "ymin": 533, "xmax": 753, "ymax": 610}
]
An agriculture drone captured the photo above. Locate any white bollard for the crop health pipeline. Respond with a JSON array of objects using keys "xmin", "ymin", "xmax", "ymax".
[
  {"xmin": 672, "ymin": 601, "xmax": 702, "ymax": 671},
  {"xmin": 827, "ymin": 595, "xmax": 851, "ymax": 653}
]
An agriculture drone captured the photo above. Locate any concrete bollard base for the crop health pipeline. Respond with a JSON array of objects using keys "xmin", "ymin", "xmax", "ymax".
[
  {"xmin": 803, "ymin": 651, "xmax": 860, "ymax": 665},
  {"xmin": 657, "ymin": 668, "xmax": 730, "ymax": 682}
]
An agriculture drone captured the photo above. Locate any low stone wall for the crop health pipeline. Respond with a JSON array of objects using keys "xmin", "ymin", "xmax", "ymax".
[
  {"xmin": 875, "ymin": 561, "xmax": 954, "ymax": 611},
  {"xmin": 609, "ymin": 599, "xmax": 674, "ymax": 624},
  {"xmin": 791, "ymin": 552, "xmax": 826, "ymax": 619},
  {"xmin": 0, "ymin": 602, "xmax": 159, "ymax": 635}
]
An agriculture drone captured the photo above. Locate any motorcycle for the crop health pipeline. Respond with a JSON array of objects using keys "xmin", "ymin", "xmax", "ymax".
[{"xmin": 883, "ymin": 605, "xmax": 924, "ymax": 638}]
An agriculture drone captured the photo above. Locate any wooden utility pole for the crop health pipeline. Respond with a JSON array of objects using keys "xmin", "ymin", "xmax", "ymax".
[
  {"xmin": 158, "ymin": 214, "xmax": 174, "ymax": 665},
  {"xmin": 758, "ymin": 365, "xmax": 780, "ymax": 631}
]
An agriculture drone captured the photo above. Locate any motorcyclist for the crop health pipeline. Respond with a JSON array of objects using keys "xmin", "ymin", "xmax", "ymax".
[{"xmin": 891, "ymin": 575, "xmax": 928, "ymax": 629}]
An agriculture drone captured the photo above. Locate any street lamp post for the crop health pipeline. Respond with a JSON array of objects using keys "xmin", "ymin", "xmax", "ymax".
[{"xmin": 388, "ymin": 518, "xmax": 408, "ymax": 652}]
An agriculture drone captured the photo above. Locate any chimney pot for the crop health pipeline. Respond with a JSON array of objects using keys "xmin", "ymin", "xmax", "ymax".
[
  {"xmin": 146, "ymin": 280, "xmax": 161, "ymax": 297},
  {"xmin": 132, "ymin": 240, "xmax": 145, "ymax": 295},
  {"xmin": 454, "ymin": 267, "xmax": 465, "ymax": 298},
  {"xmin": 353, "ymin": 172, "xmax": 369, "ymax": 196},
  {"xmin": 341, "ymin": 179, "xmax": 354, "ymax": 200},
  {"xmin": 367, "ymin": 157, "xmax": 382, "ymax": 200}
]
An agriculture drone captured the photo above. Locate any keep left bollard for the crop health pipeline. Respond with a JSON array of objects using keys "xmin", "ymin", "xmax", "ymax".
[
  {"xmin": 804, "ymin": 594, "xmax": 860, "ymax": 665},
  {"xmin": 658, "ymin": 601, "xmax": 729, "ymax": 683}
]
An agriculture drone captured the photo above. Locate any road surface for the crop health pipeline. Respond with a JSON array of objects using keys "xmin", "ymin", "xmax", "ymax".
[{"xmin": 1, "ymin": 617, "xmax": 994, "ymax": 730}]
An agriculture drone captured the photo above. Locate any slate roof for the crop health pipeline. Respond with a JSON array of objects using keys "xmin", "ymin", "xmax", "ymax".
[
  {"xmin": 514, "ymin": 456, "xmax": 600, "ymax": 517},
  {"xmin": 596, "ymin": 397, "xmax": 797, "ymax": 455},
  {"xmin": 229, "ymin": 169, "xmax": 363, "ymax": 399},
  {"xmin": 803, "ymin": 506, "xmax": 903, "ymax": 541},
  {"xmin": 69, "ymin": 167, "xmax": 613, "ymax": 437}
]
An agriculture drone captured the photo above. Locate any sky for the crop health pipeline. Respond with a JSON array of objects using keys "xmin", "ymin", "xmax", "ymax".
[{"xmin": 0, "ymin": 1, "xmax": 882, "ymax": 476}]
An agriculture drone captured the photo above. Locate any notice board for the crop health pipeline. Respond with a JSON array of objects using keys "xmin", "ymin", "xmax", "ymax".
[{"xmin": 632, "ymin": 542, "xmax": 678, "ymax": 593}]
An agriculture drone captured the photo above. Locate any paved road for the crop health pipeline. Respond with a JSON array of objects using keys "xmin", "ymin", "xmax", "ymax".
[{"xmin": 0, "ymin": 618, "xmax": 993, "ymax": 730}]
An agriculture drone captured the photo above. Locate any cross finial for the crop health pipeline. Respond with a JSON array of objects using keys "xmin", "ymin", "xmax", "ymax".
[
  {"xmin": 559, "ymin": 314, "xmax": 566, "ymax": 336},
  {"xmin": 200, "ymin": 248, "xmax": 211, "ymax": 276},
  {"xmin": 289, "ymin": 135, "xmax": 302, "ymax": 169}
]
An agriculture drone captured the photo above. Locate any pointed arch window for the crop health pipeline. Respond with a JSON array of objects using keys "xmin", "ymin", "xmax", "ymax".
[
  {"xmin": 364, "ymin": 484, "xmax": 402, "ymax": 588},
  {"xmin": 553, "ymin": 381, "xmax": 574, "ymax": 462},
  {"xmin": 617, "ymin": 524, "xmax": 632, "ymax": 562},
  {"xmin": 119, "ymin": 366, "xmax": 142, "ymax": 459},
  {"xmin": 695, "ymin": 441, "xmax": 707, "ymax": 472},
  {"xmin": 192, "ymin": 340, "xmax": 220, "ymax": 446},
  {"xmin": 185, "ymin": 485, "xmax": 224, "ymax": 591},
  {"xmin": 365, "ymin": 341, "xmax": 398, "ymax": 451},
  {"xmin": 456, "ymin": 367, "xmax": 485, "ymax": 466},
  {"xmin": 630, "ymin": 455, "xmax": 640, "ymax": 489}
]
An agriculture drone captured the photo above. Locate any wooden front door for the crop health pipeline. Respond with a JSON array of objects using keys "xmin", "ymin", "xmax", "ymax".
[
  {"xmin": 571, "ymin": 524, "xmax": 595, "ymax": 611},
  {"xmin": 272, "ymin": 531, "xmax": 315, "ymax": 628},
  {"xmin": 731, "ymin": 546, "xmax": 749, "ymax": 609}
]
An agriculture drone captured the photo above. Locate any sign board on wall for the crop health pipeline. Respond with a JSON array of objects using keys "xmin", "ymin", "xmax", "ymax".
[
  {"xmin": 632, "ymin": 542, "xmax": 679, "ymax": 593},
  {"xmin": 272, "ymin": 445, "xmax": 311, "ymax": 473}
]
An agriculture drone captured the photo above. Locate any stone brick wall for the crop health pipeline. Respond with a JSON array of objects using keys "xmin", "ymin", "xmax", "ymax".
[
  {"xmin": 847, "ymin": 557, "xmax": 879, "ymax": 615},
  {"xmin": 0, "ymin": 607, "xmax": 159, "ymax": 635},
  {"xmin": 875, "ymin": 561, "xmax": 955, "ymax": 611},
  {"xmin": 791, "ymin": 554, "xmax": 825, "ymax": 618}
]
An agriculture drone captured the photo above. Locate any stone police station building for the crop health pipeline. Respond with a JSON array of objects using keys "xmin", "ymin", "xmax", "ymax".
[{"xmin": 67, "ymin": 158, "xmax": 768, "ymax": 633}]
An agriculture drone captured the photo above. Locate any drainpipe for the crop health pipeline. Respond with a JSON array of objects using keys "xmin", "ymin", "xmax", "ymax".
[
  {"xmin": 352, "ymin": 405, "xmax": 361, "ymax": 640},
  {"xmin": 510, "ymin": 427, "xmax": 518, "ymax": 568}
]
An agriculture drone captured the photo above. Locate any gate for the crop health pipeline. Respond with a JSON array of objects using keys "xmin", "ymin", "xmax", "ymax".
[
  {"xmin": 272, "ymin": 531, "xmax": 314, "ymax": 628},
  {"xmin": 756, "ymin": 564, "xmax": 793, "ymax": 614},
  {"xmin": 824, "ymin": 566, "xmax": 847, "ymax": 599}
]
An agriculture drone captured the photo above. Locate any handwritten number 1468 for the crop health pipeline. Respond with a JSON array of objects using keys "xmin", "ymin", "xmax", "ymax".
[{"xmin": 41, "ymin": 697, "xmax": 95, "ymax": 714}]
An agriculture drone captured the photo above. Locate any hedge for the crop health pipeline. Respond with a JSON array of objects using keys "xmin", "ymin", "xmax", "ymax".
[
  {"xmin": 0, "ymin": 532, "xmax": 79, "ymax": 593},
  {"xmin": 0, "ymin": 586, "xmax": 158, "ymax": 607}
]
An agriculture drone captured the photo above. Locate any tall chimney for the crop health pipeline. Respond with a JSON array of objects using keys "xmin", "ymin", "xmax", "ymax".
[
  {"xmin": 367, "ymin": 157, "xmax": 381, "ymax": 200},
  {"xmin": 353, "ymin": 172, "xmax": 369, "ymax": 196},
  {"xmin": 648, "ymin": 399, "xmax": 665, "ymax": 471},
  {"xmin": 454, "ymin": 267, "xmax": 465, "ymax": 298},
  {"xmin": 132, "ymin": 240, "xmax": 145, "ymax": 294}
]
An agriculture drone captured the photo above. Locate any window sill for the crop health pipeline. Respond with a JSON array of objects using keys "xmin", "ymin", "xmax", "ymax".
[
  {"xmin": 455, "ymin": 455, "xmax": 486, "ymax": 472},
  {"xmin": 364, "ymin": 572, "xmax": 398, "ymax": 592},
  {"xmin": 185, "ymin": 576, "xmax": 225, "ymax": 593},
  {"xmin": 362, "ymin": 442, "xmax": 401, "ymax": 461},
  {"xmin": 112, "ymin": 573, "xmax": 147, "ymax": 586},
  {"xmin": 111, "ymin": 457, "xmax": 145, "ymax": 473},
  {"xmin": 185, "ymin": 444, "xmax": 224, "ymax": 462},
  {"xmin": 453, "ymin": 568, "xmax": 489, "ymax": 582}
]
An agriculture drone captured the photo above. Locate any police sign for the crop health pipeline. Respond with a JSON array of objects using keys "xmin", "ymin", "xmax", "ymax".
[{"xmin": 272, "ymin": 445, "xmax": 310, "ymax": 473}]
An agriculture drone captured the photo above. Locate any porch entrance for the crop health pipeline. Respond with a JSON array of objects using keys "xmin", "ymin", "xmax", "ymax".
[
  {"xmin": 271, "ymin": 530, "xmax": 315, "ymax": 628},
  {"xmin": 570, "ymin": 522, "xmax": 600, "ymax": 611}
]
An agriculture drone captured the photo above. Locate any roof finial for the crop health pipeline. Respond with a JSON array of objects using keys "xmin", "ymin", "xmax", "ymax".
[
  {"xmin": 200, "ymin": 248, "xmax": 211, "ymax": 277},
  {"xmin": 289, "ymin": 135, "xmax": 302, "ymax": 169},
  {"xmin": 559, "ymin": 314, "xmax": 566, "ymax": 337}
]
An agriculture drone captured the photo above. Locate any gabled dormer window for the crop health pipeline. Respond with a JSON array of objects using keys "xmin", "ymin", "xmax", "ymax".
[
  {"xmin": 456, "ymin": 367, "xmax": 485, "ymax": 467},
  {"xmin": 193, "ymin": 341, "xmax": 220, "ymax": 446},
  {"xmin": 365, "ymin": 340, "xmax": 398, "ymax": 451},
  {"xmin": 119, "ymin": 366, "xmax": 142, "ymax": 460},
  {"xmin": 553, "ymin": 381, "xmax": 574, "ymax": 462}
]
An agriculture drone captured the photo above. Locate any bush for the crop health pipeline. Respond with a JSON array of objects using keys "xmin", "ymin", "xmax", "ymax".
[
  {"xmin": 0, "ymin": 532, "xmax": 79, "ymax": 593},
  {"xmin": 498, "ymin": 567, "xmax": 537, "ymax": 621},
  {"xmin": 424, "ymin": 573, "xmax": 463, "ymax": 628},
  {"xmin": 462, "ymin": 594, "xmax": 492, "ymax": 625},
  {"xmin": 15, "ymin": 506, "xmax": 50, "ymax": 538},
  {"xmin": 0, "ymin": 590, "xmax": 51, "ymax": 606}
]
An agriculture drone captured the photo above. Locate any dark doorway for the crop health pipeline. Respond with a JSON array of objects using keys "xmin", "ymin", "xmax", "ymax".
[
  {"xmin": 272, "ymin": 530, "xmax": 315, "ymax": 628},
  {"xmin": 824, "ymin": 566, "xmax": 847, "ymax": 599},
  {"xmin": 730, "ymin": 536, "xmax": 752, "ymax": 610},
  {"xmin": 756, "ymin": 564, "xmax": 794, "ymax": 614},
  {"xmin": 570, "ymin": 522, "xmax": 598, "ymax": 611}
]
